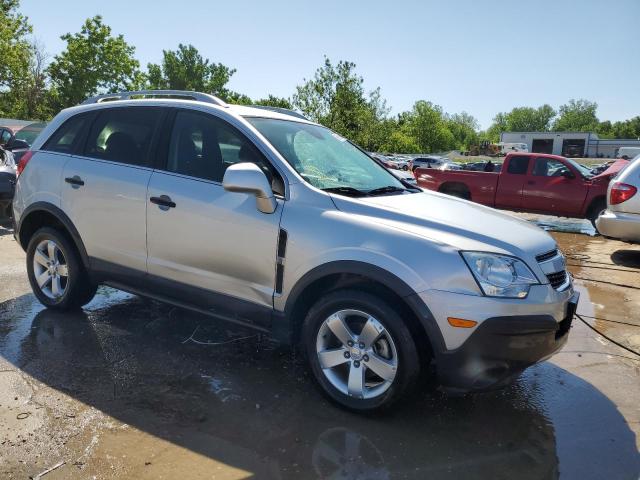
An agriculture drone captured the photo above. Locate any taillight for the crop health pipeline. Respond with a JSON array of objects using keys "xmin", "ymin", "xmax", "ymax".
[
  {"xmin": 610, "ymin": 182, "xmax": 637, "ymax": 205},
  {"xmin": 16, "ymin": 150, "xmax": 34, "ymax": 177}
]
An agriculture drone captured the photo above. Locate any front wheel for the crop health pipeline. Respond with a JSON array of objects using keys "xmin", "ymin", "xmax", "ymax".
[
  {"xmin": 26, "ymin": 227, "xmax": 97, "ymax": 310},
  {"xmin": 302, "ymin": 289, "xmax": 421, "ymax": 412},
  {"xmin": 587, "ymin": 199, "xmax": 607, "ymax": 232}
]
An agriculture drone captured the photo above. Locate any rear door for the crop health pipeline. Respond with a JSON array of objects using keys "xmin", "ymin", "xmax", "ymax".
[
  {"xmin": 494, "ymin": 155, "xmax": 530, "ymax": 210},
  {"xmin": 145, "ymin": 108, "xmax": 285, "ymax": 326},
  {"xmin": 522, "ymin": 156, "xmax": 588, "ymax": 216},
  {"xmin": 61, "ymin": 106, "xmax": 165, "ymax": 274}
]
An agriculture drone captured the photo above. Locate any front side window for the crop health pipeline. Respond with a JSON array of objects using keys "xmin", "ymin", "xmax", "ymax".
[
  {"xmin": 533, "ymin": 158, "xmax": 570, "ymax": 177},
  {"xmin": 248, "ymin": 118, "xmax": 407, "ymax": 195},
  {"xmin": 84, "ymin": 107, "xmax": 161, "ymax": 166},
  {"xmin": 166, "ymin": 110, "xmax": 284, "ymax": 194}
]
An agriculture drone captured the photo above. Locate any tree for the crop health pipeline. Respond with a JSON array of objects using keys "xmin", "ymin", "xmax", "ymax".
[
  {"xmin": 146, "ymin": 44, "xmax": 236, "ymax": 100},
  {"xmin": 446, "ymin": 112, "xmax": 479, "ymax": 149},
  {"xmin": 0, "ymin": 0, "xmax": 31, "ymax": 88},
  {"xmin": 292, "ymin": 57, "xmax": 390, "ymax": 150},
  {"xmin": 0, "ymin": 0, "xmax": 32, "ymax": 116},
  {"xmin": 553, "ymin": 99, "xmax": 599, "ymax": 132},
  {"xmin": 7, "ymin": 39, "xmax": 52, "ymax": 120},
  {"xmin": 485, "ymin": 104, "xmax": 555, "ymax": 141},
  {"xmin": 404, "ymin": 100, "xmax": 455, "ymax": 153},
  {"xmin": 253, "ymin": 95, "xmax": 292, "ymax": 109},
  {"xmin": 47, "ymin": 16, "xmax": 143, "ymax": 109}
]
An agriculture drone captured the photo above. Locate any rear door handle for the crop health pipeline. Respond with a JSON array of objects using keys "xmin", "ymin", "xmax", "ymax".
[
  {"xmin": 150, "ymin": 195, "xmax": 176, "ymax": 210},
  {"xmin": 65, "ymin": 175, "xmax": 84, "ymax": 187}
]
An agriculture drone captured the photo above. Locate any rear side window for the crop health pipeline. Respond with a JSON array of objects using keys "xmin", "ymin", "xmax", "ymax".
[
  {"xmin": 83, "ymin": 107, "xmax": 162, "ymax": 167},
  {"xmin": 42, "ymin": 114, "xmax": 89, "ymax": 154},
  {"xmin": 507, "ymin": 156, "xmax": 530, "ymax": 174}
]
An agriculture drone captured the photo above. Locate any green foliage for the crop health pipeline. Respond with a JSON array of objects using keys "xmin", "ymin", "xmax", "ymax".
[
  {"xmin": 146, "ymin": 44, "xmax": 235, "ymax": 100},
  {"xmin": 446, "ymin": 112, "xmax": 479, "ymax": 149},
  {"xmin": 553, "ymin": 99, "xmax": 599, "ymax": 132},
  {"xmin": 292, "ymin": 57, "xmax": 389, "ymax": 151},
  {"xmin": 47, "ymin": 16, "xmax": 142, "ymax": 110},
  {"xmin": 403, "ymin": 101, "xmax": 455, "ymax": 153},
  {"xmin": 0, "ymin": 0, "xmax": 31, "ymax": 88},
  {"xmin": 254, "ymin": 94, "xmax": 292, "ymax": 109},
  {"xmin": 0, "ymin": 0, "xmax": 32, "ymax": 116}
]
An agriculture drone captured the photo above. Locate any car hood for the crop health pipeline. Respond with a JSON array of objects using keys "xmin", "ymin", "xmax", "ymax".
[
  {"xmin": 593, "ymin": 159, "xmax": 628, "ymax": 180},
  {"xmin": 330, "ymin": 190, "xmax": 556, "ymax": 260}
]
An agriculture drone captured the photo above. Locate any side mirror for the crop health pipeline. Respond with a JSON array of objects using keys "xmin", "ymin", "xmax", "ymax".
[
  {"xmin": 6, "ymin": 139, "xmax": 29, "ymax": 151},
  {"xmin": 561, "ymin": 170, "xmax": 575, "ymax": 179},
  {"xmin": 223, "ymin": 162, "xmax": 277, "ymax": 214}
]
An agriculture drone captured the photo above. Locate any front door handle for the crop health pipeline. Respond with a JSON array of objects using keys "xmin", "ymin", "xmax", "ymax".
[
  {"xmin": 65, "ymin": 175, "xmax": 84, "ymax": 187},
  {"xmin": 150, "ymin": 195, "xmax": 176, "ymax": 210}
]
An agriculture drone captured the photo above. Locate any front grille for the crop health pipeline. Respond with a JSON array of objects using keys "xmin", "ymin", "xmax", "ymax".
[
  {"xmin": 536, "ymin": 249, "xmax": 558, "ymax": 262},
  {"xmin": 546, "ymin": 270, "xmax": 567, "ymax": 289}
]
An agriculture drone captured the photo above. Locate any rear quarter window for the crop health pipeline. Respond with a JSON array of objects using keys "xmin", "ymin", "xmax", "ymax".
[{"xmin": 42, "ymin": 113, "xmax": 93, "ymax": 154}]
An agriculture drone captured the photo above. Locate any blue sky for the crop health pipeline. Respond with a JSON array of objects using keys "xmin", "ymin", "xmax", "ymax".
[{"xmin": 20, "ymin": 0, "xmax": 640, "ymax": 129}]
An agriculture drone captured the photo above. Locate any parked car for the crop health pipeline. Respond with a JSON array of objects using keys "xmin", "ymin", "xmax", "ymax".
[
  {"xmin": 616, "ymin": 147, "xmax": 640, "ymax": 160},
  {"xmin": 0, "ymin": 147, "xmax": 16, "ymax": 218},
  {"xmin": 596, "ymin": 156, "xmax": 640, "ymax": 242},
  {"xmin": 415, "ymin": 152, "xmax": 628, "ymax": 229},
  {"xmin": 387, "ymin": 156, "xmax": 409, "ymax": 170},
  {"xmin": 409, "ymin": 156, "xmax": 449, "ymax": 171},
  {"xmin": 13, "ymin": 90, "xmax": 577, "ymax": 412},
  {"xmin": 0, "ymin": 121, "xmax": 47, "ymax": 163}
]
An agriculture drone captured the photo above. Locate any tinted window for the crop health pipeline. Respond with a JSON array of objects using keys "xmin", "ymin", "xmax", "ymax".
[
  {"xmin": 84, "ymin": 107, "xmax": 161, "ymax": 166},
  {"xmin": 533, "ymin": 157, "xmax": 570, "ymax": 177},
  {"xmin": 42, "ymin": 115, "xmax": 89, "ymax": 154},
  {"xmin": 507, "ymin": 156, "xmax": 530, "ymax": 174},
  {"xmin": 167, "ymin": 110, "xmax": 283, "ymax": 193}
]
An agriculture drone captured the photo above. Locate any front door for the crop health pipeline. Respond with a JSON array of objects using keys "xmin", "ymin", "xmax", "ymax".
[
  {"xmin": 522, "ymin": 156, "xmax": 588, "ymax": 216},
  {"xmin": 146, "ymin": 109, "xmax": 284, "ymax": 326}
]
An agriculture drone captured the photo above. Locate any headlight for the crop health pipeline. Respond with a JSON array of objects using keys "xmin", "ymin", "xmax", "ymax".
[{"xmin": 461, "ymin": 252, "xmax": 539, "ymax": 298}]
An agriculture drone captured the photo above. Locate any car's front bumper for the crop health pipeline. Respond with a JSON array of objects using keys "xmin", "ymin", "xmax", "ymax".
[
  {"xmin": 596, "ymin": 210, "xmax": 640, "ymax": 242},
  {"xmin": 415, "ymin": 285, "xmax": 578, "ymax": 392}
]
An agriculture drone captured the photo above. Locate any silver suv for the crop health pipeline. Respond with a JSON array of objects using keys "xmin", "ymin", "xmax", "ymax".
[{"xmin": 13, "ymin": 90, "xmax": 578, "ymax": 411}]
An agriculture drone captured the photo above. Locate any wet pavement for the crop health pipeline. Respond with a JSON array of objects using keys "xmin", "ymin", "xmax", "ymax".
[{"xmin": 0, "ymin": 218, "xmax": 639, "ymax": 479}]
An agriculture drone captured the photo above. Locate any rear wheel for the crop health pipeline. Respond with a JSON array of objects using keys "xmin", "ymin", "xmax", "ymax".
[
  {"xmin": 26, "ymin": 227, "xmax": 97, "ymax": 310},
  {"xmin": 303, "ymin": 289, "xmax": 420, "ymax": 412}
]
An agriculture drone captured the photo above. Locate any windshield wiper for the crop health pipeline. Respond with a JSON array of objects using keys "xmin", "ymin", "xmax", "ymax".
[
  {"xmin": 367, "ymin": 185, "xmax": 407, "ymax": 196},
  {"xmin": 322, "ymin": 186, "xmax": 369, "ymax": 197}
]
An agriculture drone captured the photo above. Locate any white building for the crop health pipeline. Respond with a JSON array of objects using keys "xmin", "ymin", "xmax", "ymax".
[{"xmin": 500, "ymin": 131, "xmax": 640, "ymax": 158}]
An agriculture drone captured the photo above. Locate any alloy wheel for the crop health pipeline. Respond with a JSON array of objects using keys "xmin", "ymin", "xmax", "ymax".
[
  {"xmin": 32, "ymin": 239, "xmax": 69, "ymax": 299},
  {"xmin": 316, "ymin": 309, "xmax": 398, "ymax": 400}
]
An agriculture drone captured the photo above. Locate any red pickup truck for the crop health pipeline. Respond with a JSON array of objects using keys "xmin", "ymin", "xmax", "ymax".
[{"xmin": 415, "ymin": 153, "xmax": 628, "ymax": 227}]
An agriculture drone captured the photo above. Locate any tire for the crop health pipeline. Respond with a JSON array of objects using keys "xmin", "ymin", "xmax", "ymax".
[
  {"xmin": 26, "ymin": 227, "xmax": 97, "ymax": 310},
  {"xmin": 587, "ymin": 199, "xmax": 607, "ymax": 231},
  {"xmin": 302, "ymin": 289, "xmax": 421, "ymax": 412},
  {"xmin": 402, "ymin": 165, "xmax": 408, "ymax": 171}
]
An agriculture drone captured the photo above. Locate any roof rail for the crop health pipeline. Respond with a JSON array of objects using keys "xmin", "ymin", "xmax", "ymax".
[
  {"xmin": 249, "ymin": 105, "xmax": 308, "ymax": 120},
  {"xmin": 81, "ymin": 90, "xmax": 228, "ymax": 107}
]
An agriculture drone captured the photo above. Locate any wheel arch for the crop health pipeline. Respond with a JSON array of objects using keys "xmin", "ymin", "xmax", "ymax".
[
  {"xmin": 17, "ymin": 202, "xmax": 90, "ymax": 269},
  {"xmin": 279, "ymin": 260, "xmax": 446, "ymax": 360}
]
